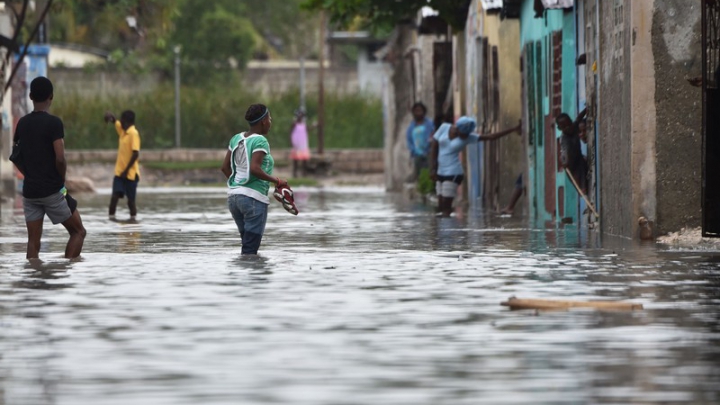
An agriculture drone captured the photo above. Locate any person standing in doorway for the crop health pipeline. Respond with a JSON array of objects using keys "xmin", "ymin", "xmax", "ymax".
[
  {"xmin": 289, "ymin": 108, "xmax": 311, "ymax": 178},
  {"xmin": 14, "ymin": 76, "xmax": 86, "ymax": 259},
  {"xmin": 221, "ymin": 104, "xmax": 289, "ymax": 255},
  {"xmin": 104, "ymin": 110, "xmax": 141, "ymax": 221},
  {"xmin": 430, "ymin": 117, "xmax": 521, "ymax": 217},
  {"xmin": 556, "ymin": 109, "xmax": 588, "ymax": 193},
  {"xmin": 406, "ymin": 102, "xmax": 435, "ymax": 181}
]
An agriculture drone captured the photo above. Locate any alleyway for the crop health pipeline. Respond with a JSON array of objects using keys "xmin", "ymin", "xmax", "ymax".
[{"xmin": 0, "ymin": 188, "xmax": 718, "ymax": 404}]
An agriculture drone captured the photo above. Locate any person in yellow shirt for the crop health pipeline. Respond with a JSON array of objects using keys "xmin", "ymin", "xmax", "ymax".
[{"xmin": 104, "ymin": 110, "xmax": 140, "ymax": 221}]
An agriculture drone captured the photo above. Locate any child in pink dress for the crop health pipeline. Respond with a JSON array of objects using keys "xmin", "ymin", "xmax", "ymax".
[{"xmin": 290, "ymin": 109, "xmax": 311, "ymax": 177}]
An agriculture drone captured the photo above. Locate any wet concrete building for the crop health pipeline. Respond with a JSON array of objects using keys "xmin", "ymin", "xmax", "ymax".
[
  {"xmin": 580, "ymin": 0, "xmax": 703, "ymax": 238},
  {"xmin": 508, "ymin": 0, "xmax": 707, "ymax": 238},
  {"xmin": 378, "ymin": 0, "xmax": 711, "ymax": 239}
]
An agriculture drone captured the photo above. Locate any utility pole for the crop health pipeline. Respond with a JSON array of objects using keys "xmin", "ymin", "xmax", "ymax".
[
  {"xmin": 317, "ymin": 10, "xmax": 325, "ymax": 155},
  {"xmin": 173, "ymin": 45, "xmax": 181, "ymax": 148},
  {"xmin": 299, "ymin": 56, "xmax": 306, "ymax": 112}
]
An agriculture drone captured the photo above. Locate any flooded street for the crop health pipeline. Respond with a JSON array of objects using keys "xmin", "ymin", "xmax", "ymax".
[{"xmin": 0, "ymin": 187, "xmax": 719, "ymax": 405}]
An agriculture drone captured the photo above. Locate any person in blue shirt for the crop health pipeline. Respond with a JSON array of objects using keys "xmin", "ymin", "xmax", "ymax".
[
  {"xmin": 430, "ymin": 116, "xmax": 521, "ymax": 217},
  {"xmin": 406, "ymin": 102, "xmax": 435, "ymax": 181}
]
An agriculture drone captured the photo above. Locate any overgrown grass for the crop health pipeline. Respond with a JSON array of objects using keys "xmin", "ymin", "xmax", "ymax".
[
  {"xmin": 285, "ymin": 177, "xmax": 320, "ymax": 187},
  {"xmin": 188, "ymin": 177, "xmax": 319, "ymax": 188},
  {"xmin": 142, "ymin": 160, "xmax": 222, "ymax": 170},
  {"xmin": 54, "ymin": 83, "xmax": 384, "ymax": 150}
]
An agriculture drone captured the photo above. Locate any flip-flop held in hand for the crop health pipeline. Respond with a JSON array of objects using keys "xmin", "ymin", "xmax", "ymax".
[{"xmin": 274, "ymin": 184, "xmax": 299, "ymax": 215}]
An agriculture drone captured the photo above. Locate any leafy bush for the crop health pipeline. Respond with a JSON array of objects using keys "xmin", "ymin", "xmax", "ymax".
[
  {"xmin": 54, "ymin": 84, "xmax": 383, "ymax": 150},
  {"xmin": 417, "ymin": 168, "xmax": 434, "ymax": 195}
]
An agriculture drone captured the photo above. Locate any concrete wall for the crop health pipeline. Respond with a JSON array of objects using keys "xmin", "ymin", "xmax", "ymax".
[
  {"xmin": 50, "ymin": 69, "xmax": 164, "ymax": 96},
  {"xmin": 630, "ymin": 0, "xmax": 658, "ymax": 237},
  {"xmin": 596, "ymin": 0, "xmax": 634, "ymax": 237},
  {"xmin": 651, "ymin": 0, "xmax": 702, "ymax": 235},
  {"xmin": 588, "ymin": 0, "xmax": 701, "ymax": 238},
  {"xmin": 51, "ymin": 65, "xmax": 362, "ymax": 97},
  {"xmin": 242, "ymin": 66, "xmax": 360, "ymax": 96}
]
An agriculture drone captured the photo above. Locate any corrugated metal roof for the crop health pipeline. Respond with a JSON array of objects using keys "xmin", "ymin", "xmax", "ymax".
[
  {"xmin": 541, "ymin": 0, "xmax": 574, "ymax": 9},
  {"xmin": 480, "ymin": 0, "xmax": 503, "ymax": 10}
]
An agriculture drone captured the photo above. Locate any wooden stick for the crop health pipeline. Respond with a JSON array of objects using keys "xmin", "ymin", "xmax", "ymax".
[
  {"xmin": 501, "ymin": 297, "xmax": 643, "ymax": 311},
  {"xmin": 564, "ymin": 167, "xmax": 600, "ymax": 218}
]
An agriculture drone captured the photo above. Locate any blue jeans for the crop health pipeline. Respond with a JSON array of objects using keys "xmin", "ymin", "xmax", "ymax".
[{"xmin": 228, "ymin": 194, "xmax": 268, "ymax": 255}]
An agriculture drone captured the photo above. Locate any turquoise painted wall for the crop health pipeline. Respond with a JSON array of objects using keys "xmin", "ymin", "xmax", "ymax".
[
  {"xmin": 520, "ymin": 1, "xmax": 580, "ymax": 226},
  {"xmin": 558, "ymin": 10, "xmax": 579, "ymax": 226},
  {"xmin": 520, "ymin": 0, "xmax": 546, "ymax": 223}
]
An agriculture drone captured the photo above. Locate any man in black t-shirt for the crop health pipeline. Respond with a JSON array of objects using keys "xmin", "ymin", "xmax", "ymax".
[{"xmin": 13, "ymin": 77, "xmax": 86, "ymax": 259}]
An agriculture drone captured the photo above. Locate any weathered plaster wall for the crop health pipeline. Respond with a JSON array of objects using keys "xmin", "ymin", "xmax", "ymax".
[
  {"xmin": 490, "ymin": 16, "xmax": 525, "ymax": 212},
  {"xmin": 630, "ymin": 0, "xmax": 657, "ymax": 238},
  {"xmin": 0, "ymin": 11, "xmax": 14, "ymax": 201},
  {"xmin": 597, "ymin": 0, "xmax": 634, "ymax": 237},
  {"xmin": 383, "ymin": 26, "xmax": 416, "ymax": 191},
  {"xmin": 651, "ymin": 0, "xmax": 702, "ymax": 235},
  {"xmin": 419, "ymin": 35, "xmax": 437, "ymax": 121}
]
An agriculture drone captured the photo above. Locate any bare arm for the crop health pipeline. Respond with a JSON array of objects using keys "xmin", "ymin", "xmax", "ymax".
[
  {"xmin": 120, "ymin": 151, "xmax": 139, "ymax": 178},
  {"xmin": 574, "ymin": 108, "xmax": 587, "ymax": 125},
  {"xmin": 53, "ymin": 138, "xmax": 67, "ymax": 183},
  {"xmin": 250, "ymin": 151, "xmax": 287, "ymax": 187},
  {"xmin": 479, "ymin": 123, "xmax": 521, "ymax": 141},
  {"xmin": 221, "ymin": 150, "xmax": 232, "ymax": 179}
]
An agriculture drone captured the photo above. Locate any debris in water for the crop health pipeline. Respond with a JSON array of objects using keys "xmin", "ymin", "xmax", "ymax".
[
  {"xmin": 658, "ymin": 227, "xmax": 720, "ymax": 248},
  {"xmin": 501, "ymin": 296, "xmax": 643, "ymax": 311}
]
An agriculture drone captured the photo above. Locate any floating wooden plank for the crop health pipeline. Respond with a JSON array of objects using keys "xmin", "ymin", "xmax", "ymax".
[{"xmin": 500, "ymin": 297, "xmax": 643, "ymax": 311}]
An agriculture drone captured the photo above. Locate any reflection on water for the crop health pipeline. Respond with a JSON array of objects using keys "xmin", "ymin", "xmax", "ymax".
[{"xmin": 0, "ymin": 187, "xmax": 719, "ymax": 405}]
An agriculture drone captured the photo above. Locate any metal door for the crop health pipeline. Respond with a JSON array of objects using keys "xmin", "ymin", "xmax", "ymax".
[{"xmin": 702, "ymin": 0, "xmax": 720, "ymax": 236}]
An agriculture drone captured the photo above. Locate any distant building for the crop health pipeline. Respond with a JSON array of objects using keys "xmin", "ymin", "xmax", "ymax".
[
  {"xmin": 327, "ymin": 31, "xmax": 387, "ymax": 96},
  {"xmin": 0, "ymin": 7, "xmax": 13, "ymax": 199},
  {"xmin": 48, "ymin": 43, "xmax": 107, "ymax": 68}
]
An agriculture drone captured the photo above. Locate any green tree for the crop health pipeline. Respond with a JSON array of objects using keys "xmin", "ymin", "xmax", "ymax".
[
  {"xmin": 170, "ymin": 0, "xmax": 256, "ymax": 81},
  {"xmin": 50, "ymin": 0, "xmax": 179, "ymax": 52},
  {"xmin": 242, "ymin": 0, "xmax": 319, "ymax": 58}
]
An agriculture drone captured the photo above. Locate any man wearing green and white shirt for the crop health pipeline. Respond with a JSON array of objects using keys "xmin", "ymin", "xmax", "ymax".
[{"xmin": 221, "ymin": 104, "xmax": 288, "ymax": 255}]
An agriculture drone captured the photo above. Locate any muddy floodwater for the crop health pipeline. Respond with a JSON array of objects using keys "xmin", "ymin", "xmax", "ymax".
[{"xmin": 0, "ymin": 187, "xmax": 719, "ymax": 404}]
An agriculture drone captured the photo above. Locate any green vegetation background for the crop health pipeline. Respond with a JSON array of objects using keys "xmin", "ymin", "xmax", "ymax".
[
  {"xmin": 42, "ymin": 0, "xmax": 386, "ymax": 150},
  {"xmin": 56, "ymin": 84, "xmax": 383, "ymax": 150}
]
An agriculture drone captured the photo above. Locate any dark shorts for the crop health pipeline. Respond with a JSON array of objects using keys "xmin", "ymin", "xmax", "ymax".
[
  {"xmin": 23, "ymin": 192, "xmax": 77, "ymax": 224},
  {"xmin": 112, "ymin": 175, "xmax": 139, "ymax": 200},
  {"xmin": 437, "ymin": 174, "xmax": 464, "ymax": 185},
  {"xmin": 515, "ymin": 174, "xmax": 523, "ymax": 189},
  {"xmin": 436, "ymin": 175, "xmax": 464, "ymax": 198}
]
